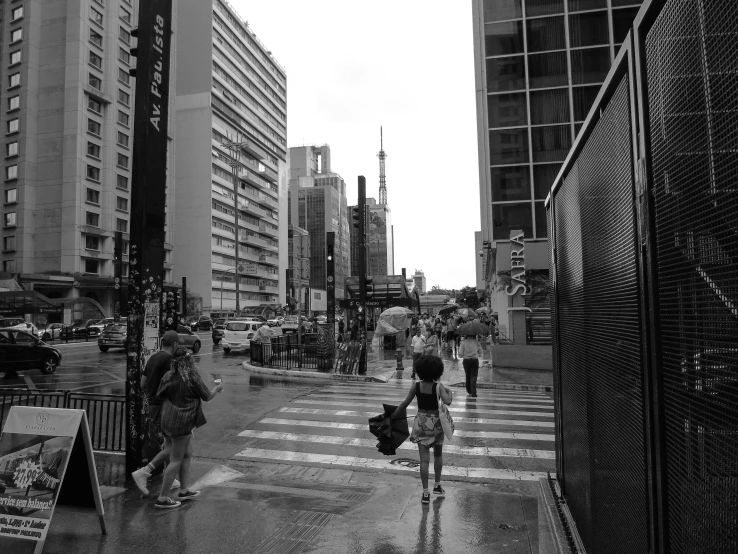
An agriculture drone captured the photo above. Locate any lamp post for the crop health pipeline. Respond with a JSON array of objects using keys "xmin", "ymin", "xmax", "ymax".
[
  {"xmin": 220, "ymin": 266, "xmax": 238, "ymax": 313},
  {"xmin": 224, "ymin": 133, "xmax": 249, "ymax": 317}
]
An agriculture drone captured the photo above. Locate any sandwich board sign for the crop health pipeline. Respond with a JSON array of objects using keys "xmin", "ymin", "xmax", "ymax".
[{"xmin": 0, "ymin": 407, "xmax": 106, "ymax": 553}]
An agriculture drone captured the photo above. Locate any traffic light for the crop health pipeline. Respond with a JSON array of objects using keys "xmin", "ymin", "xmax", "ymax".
[
  {"xmin": 351, "ymin": 206, "xmax": 360, "ymax": 229},
  {"xmin": 161, "ymin": 289, "xmax": 179, "ymax": 332}
]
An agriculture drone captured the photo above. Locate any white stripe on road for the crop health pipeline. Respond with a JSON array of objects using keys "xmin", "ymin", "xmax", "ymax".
[
  {"xmin": 309, "ymin": 392, "xmax": 554, "ymax": 404},
  {"xmin": 278, "ymin": 408, "xmax": 554, "ymax": 427},
  {"xmin": 22, "ymin": 376, "xmax": 37, "ymax": 391},
  {"xmin": 292, "ymin": 400, "xmax": 553, "ymax": 418},
  {"xmin": 324, "ymin": 383, "xmax": 549, "ymax": 396},
  {"xmin": 258, "ymin": 418, "xmax": 555, "ymax": 441},
  {"xmin": 322, "ymin": 386, "xmax": 551, "ymax": 401},
  {"xmin": 233, "ymin": 448, "xmax": 549, "ymax": 481},
  {"xmin": 299, "ymin": 396, "xmax": 554, "ymax": 410},
  {"xmin": 236, "ymin": 430, "xmax": 555, "ymax": 459}
]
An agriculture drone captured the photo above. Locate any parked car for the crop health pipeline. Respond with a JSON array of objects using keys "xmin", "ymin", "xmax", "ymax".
[
  {"xmin": 39, "ymin": 323, "xmax": 65, "ymax": 341},
  {"xmin": 0, "ymin": 328, "xmax": 62, "ymax": 374},
  {"xmin": 281, "ymin": 316, "xmax": 313, "ymax": 334},
  {"xmin": 176, "ymin": 324, "xmax": 202, "ymax": 353},
  {"xmin": 9, "ymin": 322, "xmax": 43, "ymax": 339},
  {"xmin": 98, "ymin": 323, "xmax": 128, "ymax": 352},
  {"xmin": 221, "ymin": 320, "xmax": 262, "ymax": 354},
  {"xmin": 267, "ymin": 318, "xmax": 282, "ymax": 327},
  {"xmin": 89, "ymin": 318, "xmax": 118, "ymax": 334},
  {"xmin": 0, "ymin": 317, "xmax": 25, "ymax": 328}
]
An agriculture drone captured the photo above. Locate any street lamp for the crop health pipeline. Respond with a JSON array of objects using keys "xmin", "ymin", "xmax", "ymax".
[
  {"xmin": 220, "ymin": 266, "xmax": 238, "ymax": 313},
  {"xmin": 224, "ymin": 132, "xmax": 250, "ymax": 317}
]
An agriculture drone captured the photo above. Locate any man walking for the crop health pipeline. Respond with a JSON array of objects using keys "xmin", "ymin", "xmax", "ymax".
[
  {"xmin": 446, "ymin": 316, "xmax": 458, "ymax": 358},
  {"xmin": 410, "ymin": 327, "xmax": 426, "ymax": 379},
  {"xmin": 458, "ymin": 333, "xmax": 483, "ymax": 397},
  {"xmin": 131, "ymin": 330, "xmax": 181, "ymax": 495}
]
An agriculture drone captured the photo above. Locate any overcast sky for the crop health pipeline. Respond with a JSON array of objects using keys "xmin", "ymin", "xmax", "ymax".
[{"xmin": 231, "ymin": 0, "xmax": 480, "ymax": 290}]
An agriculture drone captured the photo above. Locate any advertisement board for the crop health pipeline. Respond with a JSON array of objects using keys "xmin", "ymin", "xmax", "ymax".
[{"xmin": 311, "ymin": 289, "xmax": 327, "ymax": 312}]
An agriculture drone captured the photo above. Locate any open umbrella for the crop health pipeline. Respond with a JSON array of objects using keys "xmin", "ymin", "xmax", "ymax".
[
  {"xmin": 456, "ymin": 308, "xmax": 478, "ymax": 320},
  {"xmin": 476, "ymin": 307, "xmax": 491, "ymax": 314},
  {"xmin": 373, "ymin": 319, "xmax": 401, "ymax": 337},
  {"xmin": 457, "ymin": 320, "xmax": 492, "ymax": 336},
  {"xmin": 438, "ymin": 305, "xmax": 457, "ymax": 315},
  {"xmin": 368, "ymin": 403, "xmax": 410, "ymax": 456}
]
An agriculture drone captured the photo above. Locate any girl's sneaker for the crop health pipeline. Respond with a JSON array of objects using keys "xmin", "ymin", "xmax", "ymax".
[
  {"xmin": 432, "ymin": 484, "xmax": 445, "ymax": 496},
  {"xmin": 421, "ymin": 492, "xmax": 431, "ymax": 504},
  {"xmin": 154, "ymin": 497, "xmax": 181, "ymax": 510}
]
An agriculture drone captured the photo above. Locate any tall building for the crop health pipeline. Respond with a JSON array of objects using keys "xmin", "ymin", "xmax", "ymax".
[
  {"xmin": 0, "ymin": 0, "xmax": 177, "ymax": 319},
  {"xmin": 288, "ymin": 145, "xmax": 350, "ymax": 300},
  {"xmin": 366, "ymin": 198, "xmax": 393, "ymax": 276},
  {"xmin": 412, "ymin": 270, "xmax": 426, "ymax": 295},
  {"xmin": 472, "ymin": 0, "xmax": 642, "ymax": 342},
  {"xmin": 287, "ymin": 225, "xmax": 310, "ymax": 310},
  {"xmin": 174, "ymin": 0, "xmax": 287, "ymax": 317}
]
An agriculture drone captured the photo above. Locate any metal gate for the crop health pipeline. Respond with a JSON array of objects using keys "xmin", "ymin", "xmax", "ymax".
[{"xmin": 547, "ymin": 0, "xmax": 738, "ymax": 552}]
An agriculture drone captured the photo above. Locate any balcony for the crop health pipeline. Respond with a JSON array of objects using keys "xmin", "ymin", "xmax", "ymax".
[
  {"xmin": 236, "ymin": 197, "xmax": 266, "ymax": 218},
  {"xmin": 242, "ymin": 170, "xmax": 270, "ymax": 190},
  {"xmin": 258, "ymin": 163, "xmax": 278, "ymax": 183}
]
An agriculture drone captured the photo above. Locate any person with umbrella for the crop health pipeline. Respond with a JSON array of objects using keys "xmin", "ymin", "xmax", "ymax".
[
  {"xmin": 457, "ymin": 321, "xmax": 487, "ymax": 397},
  {"xmin": 390, "ymin": 355, "xmax": 453, "ymax": 504}
]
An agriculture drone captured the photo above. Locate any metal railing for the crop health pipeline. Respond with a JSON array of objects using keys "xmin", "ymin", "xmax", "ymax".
[
  {"xmin": 0, "ymin": 389, "xmax": 126, "ymax": 452},
  {"xmin": 250, "ymin": 339, "xmax": 321, "ymax": 370}
]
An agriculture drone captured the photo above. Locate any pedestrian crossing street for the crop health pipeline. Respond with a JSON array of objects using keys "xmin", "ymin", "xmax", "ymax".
[{"xmin": 233, "ymin": 381, "xmax": 557, "ymax": 483}]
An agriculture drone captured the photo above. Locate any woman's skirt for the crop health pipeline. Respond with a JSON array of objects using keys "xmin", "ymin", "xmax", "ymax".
[{"xmin": 409, "ymin": 412, "xmax": 445, "ymax": 447}]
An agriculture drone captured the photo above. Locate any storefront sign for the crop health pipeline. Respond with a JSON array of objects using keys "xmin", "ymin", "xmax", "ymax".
[{"xmin": 505, "ymin": 231, "xmax": 530, "ymax": 296}]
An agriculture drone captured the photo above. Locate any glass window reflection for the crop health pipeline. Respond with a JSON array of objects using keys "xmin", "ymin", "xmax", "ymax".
[
  {"xmin": 571, "ymin": 47, "xmax": 611, "ymax": 85},
  {"xmin": 483, "ymin": 0, "xmax": 522, "ymax": 23},
  {"xmin": 530, "ymin": 88, "xmax": 569, "ymax": 125},
  {"xmin": 486, "ymin": 56, "xmax": 526, "ymax": 92},
  {"xmin": 573, "ymin": 86, "xmax": 601, "ymax": 121},
  {"xmin": 526, "ymin": 16, "xmax": 566, "ymax": 52},
  {"xmin": 488, "ymin": 92, "xmax": 528, "ymax": 128},
  {"xmin": 528, "ymin": 52, "xmax": 568, "ymax": 89},
  {"xmin": 485, "ymin": 21, "xmax": 524, "ymax": 56},
  {"xmin": 491, "ymin": 165, "xmax": 531, "ymax": 202},
  {"xmin": 531, "ymin": 125, "xmax": 572, "ymax": 163},
  {"xmin": 492, "ymin": 203, "xmax": 533, "ymax": 241},
  {"xmin": 569, "ymin": 0, "xmax": 607, "ymax": 11},
  {"xmin": 489, "ymin": 128, "xmax": 530, "ymax": 165},
  {"xmin": 525, "ymin": 0, "xmax": 564, "ymax": 17},
  {"xmin": 613, "ymin": 8, "xmax": 640, "ymax": 44},
  {"xmin": 534, "ymin": 202, "xmax": 548, "ymax": 239},
  {"xmin": 569, "ymin": 11, "xmax": 610, "ymax": 48},
  {"xmin": 533, "ymin": 163, "xmax": 563, "ymax": 199}
]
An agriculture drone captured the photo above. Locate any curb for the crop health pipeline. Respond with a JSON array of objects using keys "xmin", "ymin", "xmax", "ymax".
[{"xmin": 242, "ymin": 362, "xmax": 395, "ymax": 383}]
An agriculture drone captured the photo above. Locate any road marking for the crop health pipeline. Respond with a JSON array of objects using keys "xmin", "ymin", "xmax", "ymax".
[
  {"xmin": 258, "ymin": 418, "xmax": 555, "ymax": 441},
  {"xmin": 323, "ymin": 382, "xmax": 549, "ymax": 395},
  {"xmin": 291, "ymin": 400, "xmax": 552, "ymax": 418},
  {"xmin": 299, "ymin": 396, "xmax": 554, "ymax": 409},
  {"xmin": 278, "ymin": 407, "xmax": 554, "ymax": 427},
  {"xmin": 23, "ymin": 376, "xmax": 36, "ymax": 390},
  {"xmin": 97, "ymin": 369, "xmax": 125, "ymax": 382},
  {"xmin": 50, "ymin": 342, "xmax": 100, "ymax": 349},
  {"xmin": 237, "ymin": 430, "xmax": 555, "ymax": 459},
  {"xmin": 307, "ymin": 391, "xmax": 554, "ymax": 404},
  {"xmin": 322, "ymin": 385, "xmax": 551, "ymax": 400},
  {"xmin": 233, "ymin": 448, "xmax": 549, "ymax": 481},
  {"xmin": 66, "ymin": 380, "xmax": 124, "ymax": 392}
]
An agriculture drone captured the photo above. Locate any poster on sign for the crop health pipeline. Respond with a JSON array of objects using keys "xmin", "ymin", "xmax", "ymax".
[{"xmin": 0, "ymin": 407, "xmax": 105, "ymax": 553}]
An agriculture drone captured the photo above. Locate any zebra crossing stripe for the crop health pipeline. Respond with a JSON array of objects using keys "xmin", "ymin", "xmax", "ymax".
[
  {"xmin": 278, "ymin": 407, "xmax": 554, "ymax": 427},
  {"xmin": 233, "ymin": 448, "xmax": 550, "ymax": 482},
  {"xmin": 236, "ymin": 430, "xmax": 555, "ymax": 459},
  {"xmin": 291, "ymin": 400, "xmax": 553, "ymax": 418},
  {"xmin": 258, "ymin": 418, "xmax": 555, "ymax": 441},
  {"xmin": 322, "ymin": 385, "xmax": 550, "ymax": 399},
  {"xmin": 302, "ymin": 394, "xmax": 553, "ymax": 409}
]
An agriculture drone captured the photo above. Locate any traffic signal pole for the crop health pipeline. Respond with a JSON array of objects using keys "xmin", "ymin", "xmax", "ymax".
[{"xmin": 358, "ymin": 177, "xmax": 367, "ymax": 374}]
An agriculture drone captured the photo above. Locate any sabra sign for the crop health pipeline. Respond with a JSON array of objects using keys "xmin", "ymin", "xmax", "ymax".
[{"xmin": 505, "ymin": 231, "xmax": 530, "ymax": 296}]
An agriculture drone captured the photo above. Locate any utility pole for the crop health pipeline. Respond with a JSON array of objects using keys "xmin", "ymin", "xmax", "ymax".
[
  {"xmin": 358, "ymin": 176, "xmax": 367, "ymax": 374},
  {"xmin": 224, "ymin": 133, "xmax": 248, "ymax": 317}
]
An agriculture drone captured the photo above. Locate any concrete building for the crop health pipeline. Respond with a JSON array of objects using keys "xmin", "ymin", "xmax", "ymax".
[
  {"xmin": 174, "ymin": 0, "xmax": 287, "ymax": 318},
  {"xmin": 288, "ymin": 145, "xmax": 350, "ymax": 300},
  {"xmin": 0, "ymin": 0, "xmax": 177, "ymax": 321},
  {"xmin": 472, "ymin": 0, "xmax": 642, "ymax": 344},
  {"xmin": 412, "ymin": 270, "xmax": 426, "ymax": 295},
  {"xmin": 287, "ymin": 224, "xmax": 310, "ymax": 311},
  {"xmin": 349, "ymin": 198, "xmax": 394, "ymax": 278}
]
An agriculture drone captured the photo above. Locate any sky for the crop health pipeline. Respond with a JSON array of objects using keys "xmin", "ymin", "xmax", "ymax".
[{"xmin": 231, "ymin": 0, "xmax": 481, "ymax": 290}]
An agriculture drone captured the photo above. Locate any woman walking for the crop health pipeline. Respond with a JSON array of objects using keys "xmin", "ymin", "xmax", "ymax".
[
  {"xmin": 391, "ymin": 356, "xmax": 452, "ymax": 504},
  {"xmin": 155, "ymin": 345, "xmax": 224, "ymax": 509},
  {"xmin": 424, "ymin": 328, "xmax": 439, "ymax": 357},
  {"xmin": 458, "ymin": 334, "xmax": 483, "ymax": 397}
]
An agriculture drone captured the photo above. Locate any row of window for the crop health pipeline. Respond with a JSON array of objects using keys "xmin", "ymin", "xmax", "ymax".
[
  {"xmin": 90, "ymin": 5, "xmax": 131, "ymax": 28},
  {"xmin": 85, "ymin": 187, "xmax": 127, "ymax": 211},
  {"xmin": 487, "ymin": 85, "xmax": 600, "ymax": 129},
  {"xmin": 482, "ymin": 0, "xmax": 641, "ymax": 23},
  {"xmin": 2, "ymin": 5, "xmax": 23, "ymax": 238},
  {"xmin": 84, "ymin": 210, "xmax": 128, "ymax": 232}
]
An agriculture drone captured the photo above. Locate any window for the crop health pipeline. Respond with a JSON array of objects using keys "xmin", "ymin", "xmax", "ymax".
[
  {"xmin": 120, "ymin": 7, "xmax": 132, "ymax": 24},
  {"xmin": 571, "ymin": 47, "xmax": 611, "ymax": 85},
  {"xmin": 88, "ymin": 74, "xmax": 101, "ymax": 90},
  {"xmin": 11, "ymin": 6, "xmax": 23, "ymax": 21},
  {"xmin": 530, "ymin": 88, "xmax": 570, "ymax": 125},
  {"xmin": 116, "ymin": 131, "xmax": 129, "ymax": 148},
  {"xmin": 4, "ymin": 189, "xmax": 17, "ymax": 204},
  {"xmin": 535, "ymin": 202, "xmax": 548, "ymax": 239},
  {"xmin": 117, "ymin": 153, "xmax": 128, "ymax": 169},
  {"xmin": 116, "ymin": 218, "xmax": 127, "ymax": 232},
  {"xmin": 118, "ymin": 89, "xmax": 130, "ymax": 106},
  {"xmin": 483, "ymin": 0, "xmax": 521, "ymax": 22},
  {"xmin": 486, "ymin": 57, "xmax": 525, "ymax": 92},
  {"xmin": 612, "ymin": 7, "xmax": 640, "ymax": 45},
  {"xmin": 9, "ymin": 51, "xmax": 21, "ymax": 65},
  {"xmin": 491, "ymin": 166, "xmax": 531, "ymax": 202},
  {"xmin": 492, "ymin": 203, "xmax": 533, "ymax": 241},
  {"xmin": 118, "ymin": 67, "xmax": 130, "ymax": 85},
  {"xmin": 489, "ymin": 128, "xmax": 529, "ymax": 165},
  {"xmin": 117, "ymin": 111, "xmax": 130, "ymax": 126},
  {"xmin": 85, "ymin": 211, "xmax": 100, "ymax": 227},
  {"xmin": 573, "ymin": 86, "xmax": 601, "ymax": 121},
  {"xmin": 528, "ymin": 51, "xmax": 568, "ymax": 89},
  {"xmin": 119, "ymin": 47, "xmax": 131, "ymax": 65},
  {"xmin": 91, "ymin": 8, "xmax": 103, "ymax": 26},
  {"xmin": 8, "ymin": 96, "xmax": 20, "ymax": 111},
  {"xmin": 87, "ymin": 142, "xmax": 101, "ymax": 159},
  {"xmin": 4, "ymin": 212, "xmax": 17, "ymax": 227},
  {"xmin": 485, "ymin": 21, "xmax": 524, "ymax": 57},
  {"xmin": 10, "ymin": 29, "xmax": 22, "ymax": 43},
  {"xmin": 85, "ymin": 235, "xmax": 100, "ymax": 250},
  {"xmin": 86, "ymin": 165, "xmax": 100, "ymax": 181},
  {"xmin": 87, "ymin": 119, "xmax": 101, "ymax": 136},
  {"xmin": 90, "ymin": 52, "xmax": 103, "ymax": 69},
  {"xmin": 116, "ymin": 174, "xmax": 128, "ymax": 190},
  {"xmin": 531, "ymin": 125, "xmax": 572, "ymax": 163},
  {"xmin": 527, "ymin": 16, "xmax": 566, "ymax": 52},
  {"xmin": 2, "ymin": 236, "xmax": 16, "ymax": 252},
  {"xmin": 9, "ymin": 73, "xmax": 21, "ymax": 88},
  {"xmin": 533, "ymin": 163, "xmax": 563, "ymax": 199},
  {"xmin": 88, "ymin": 97, "xmax": 102, "ymax": 114},
  {"xmin": 6, "ymin": 165, "xmax": 18, "ymax": 180},
  {"xmin": 526, "ymin": 0, "xmax": 564, "ymax": 16},
  {"xmin": 7, "ymin": 119, "xmax": 19, "ymax": 134},
  {"xmin": 90, "ymin": 29, "xmax": 103, "ymax": 48},
  {"xmin": 84, "ymin": 259, "xmax": 99, "ymax": 274},
  {"xmin": 2, "ymin": 260, "xmax": 15, "ymax": 273},
  {"xmin": 6, "ymin": 142, "xmax": 18, "ymax": 157},
  {"xmin": 487, "ymin": 92, "xmax": 527, "ymax": 128},
  {"xmin": 86, "ymin": 188, "xmax": 100, "ymax": 204},
  {"xmin": 116, "ymin": 196, "xmax": 128, "ymax": 212},
  {"xmin": 569, "ymin": 11, "xmax": 610, "ymax": 48},
  {"xmin": 119, "ymin": 27, "xmax": 131, "ymax": 44}
]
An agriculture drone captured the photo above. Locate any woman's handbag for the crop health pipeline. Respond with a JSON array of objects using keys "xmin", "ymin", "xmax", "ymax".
[{"xmin": 436, "ymin": 383, "xmax": 455, "ymax": 439}]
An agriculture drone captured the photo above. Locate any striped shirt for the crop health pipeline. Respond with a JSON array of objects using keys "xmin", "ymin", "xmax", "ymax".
[{"xmin": 157, "ymin": 369, "xmax": 213, "ymax": 438}]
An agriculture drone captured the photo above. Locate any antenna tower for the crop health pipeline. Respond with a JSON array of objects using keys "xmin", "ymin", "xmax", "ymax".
[{"xmin": 378, "ymin": 126, "xmax": 387, "ymax": 205}]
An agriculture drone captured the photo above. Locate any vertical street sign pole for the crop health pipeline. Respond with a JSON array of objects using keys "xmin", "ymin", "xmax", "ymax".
[
  {"xmin": 126, "ymin": 0, "xmax": 174, "ymax": 476},
  {"xmin": 358, "ymin": 177, "xmax": 367, "ymax": 374},
  {"xmin": 182, "ymin": 276, "xmax": 187, "ymax": 318},
  {"xmin": 114, "ymin": 232, "xmax": 123, "ymax": 320},
  {"xmin": 326, "ymin": 232, "xmax": 336, "ymax": 366}
]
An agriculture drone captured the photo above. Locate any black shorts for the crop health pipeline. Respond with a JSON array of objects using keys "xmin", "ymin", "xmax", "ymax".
[{"xmin": 446, "ymin": 330, "xmax": 455, "ymax": 340}]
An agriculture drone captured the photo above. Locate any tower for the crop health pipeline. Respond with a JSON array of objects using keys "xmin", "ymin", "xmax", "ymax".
[{"xmin": 378, "ymin": 127, "xmax": 387, "ymax": 205}]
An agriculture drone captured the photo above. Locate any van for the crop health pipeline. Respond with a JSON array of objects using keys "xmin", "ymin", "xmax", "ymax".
[{"xmin": 222, "ymin": 320, "xmax": 262, "ymax": 354}]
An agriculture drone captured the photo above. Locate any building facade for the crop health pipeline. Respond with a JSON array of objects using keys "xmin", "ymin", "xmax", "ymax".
[
  {"xmin": 472, "ymin": 0, "xmax": 642, "ymax": 343},
  {"xmin": 0, "ymin": 0, "xmax": 177, "ymax": 321},
  {"xmin": 287, "ymin": 224, "xmax": 310, "ymax": 310},
  {"xmin": 412, "ymin": 270, "xmax": 426, "ymax": 295},
  {"xmin": 174, "ymin": 0, "xmax": 287, "ymax": 317},
  {"xmin": 349, "ymin": 198, "xmax": 394, "ymax": 278}
]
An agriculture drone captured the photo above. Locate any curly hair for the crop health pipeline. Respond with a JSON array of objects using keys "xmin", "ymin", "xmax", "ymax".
[
  {"xmin": 415, "ymin": 355, "xmax": 444, "ymax": 382},
  {"xmin": 171, "ymin": 345, "xmax": 196, "ymax": 383}
]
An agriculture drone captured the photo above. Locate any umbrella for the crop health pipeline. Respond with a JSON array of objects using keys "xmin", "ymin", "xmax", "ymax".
[
  {"xmin": 457, "ymin": 320, "xmax": 492, "ymax": 336},
  {"xmin": 381, "ymin": 306, "xmax": 413, "ymax": 316},
  {"xmin": 456, "ymin": 308, "xmax": 478, "ymax": 320},
  {"xmin": 368, "ymin": 404, "xmax": 410, "ymax": 456},
  {"xmin": 373, "ymin": 319, "xmax": 401, "ymax": 337},
  {"xmin": 476, "ymin": 307, "xmax": 491, "ymax": 314},
  {"xmin": 438, "ymin": 305, "xmax": 457, "ymax": 315}
]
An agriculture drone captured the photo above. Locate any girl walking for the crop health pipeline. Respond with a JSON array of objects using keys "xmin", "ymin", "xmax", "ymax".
[{"xmin": 391, "ymin": 356, "xmax": 453, "ymax": 504}]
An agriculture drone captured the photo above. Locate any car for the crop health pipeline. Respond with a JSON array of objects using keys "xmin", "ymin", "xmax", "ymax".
[
  {"xmin": 9, "ymin": 322, "xmax": 44, "ymax": 339},
  {"xmin": 98, "ymin": 323, "xmax": 128, "ymax": 351},
  {"xmin": 316, "ymin": 316, "xmax": 328, "ymax": 325},
  {"xmin": 89, "ymin": 318, "xmax": 117, "ymax": 334},
  {"xmin": 39, "ymin": 323, "xmax": 65, "ymax": 341},
  {"xmin": 212, "ymin": 318, "xmax": 227, "ymax": 345},
  {"xmin": 194, "ymin": 316, "xmax": 213, "ymax": 331},
  {"xmin": 0, "ymin": 328, "xmax": 62, "ymax": 375},
  {"xmin": 81, "ymin": 319, "xmax": 105, "ymax": 337},
  {"xmin": 176, "ymin": 324, "xmax": 202, "ymax": 353},
  {"xmin": 0, "ymin": 317, "xmax": 25, "ymax": 328},
  {"xmin": 221, "ymin": 320, "xmax": 262, "ymax": 354},
  {"xmin": 281, "ymin": 316, "xmax": 313, "ymax": 334}
]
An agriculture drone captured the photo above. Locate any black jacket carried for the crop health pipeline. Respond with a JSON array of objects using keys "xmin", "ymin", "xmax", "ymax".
[{"xmin": 368, "ymin": 403, "xmax": 409, "ymax": 456}]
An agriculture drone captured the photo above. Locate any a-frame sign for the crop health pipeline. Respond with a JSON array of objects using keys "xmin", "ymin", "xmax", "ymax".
[{"xmin": 0, "ymin": 407, "xmax": 106, "ymax": 553}]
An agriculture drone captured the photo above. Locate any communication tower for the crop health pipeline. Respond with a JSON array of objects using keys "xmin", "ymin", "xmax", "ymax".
[{"xmin": 378, "ymin": 127, "xmax": 387, "ymax": 205}]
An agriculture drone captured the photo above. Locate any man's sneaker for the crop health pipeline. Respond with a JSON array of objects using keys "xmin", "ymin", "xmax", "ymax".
[
  {"xmin": 421, "ymin": 492, "xmax": 431, "ymax": 505},
  {"xmin": 433, "ymin": 484, "xmax": 445, "ymax": 496},
  {"xmin": 178, "ymin": 490, "xmax": 201, "ymax": 501},
  {"xmin": 131, "ymin": 468, "xmax": 151, "ymax": 496},
  {"xmin": 154, "ymin": 497, "xmax": 181, "ymax": 510}
]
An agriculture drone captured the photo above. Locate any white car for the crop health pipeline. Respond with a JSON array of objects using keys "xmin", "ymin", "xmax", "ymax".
[
  {"xmin": 10, "ymin": 322, "xmax": 43, "ymax": 339},
  {"xmin": 222, "ymin": 320, "xmax": 263, "ymax": 354}
]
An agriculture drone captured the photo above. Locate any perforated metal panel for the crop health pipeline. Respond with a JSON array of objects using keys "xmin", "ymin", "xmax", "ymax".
[
  {"xmin": 646, "ymin": 1, "xmax": 738, "ymax": 552},
  {"xmin": 554, "ymin": 77, "xmax": 649, "ymax": 554}
]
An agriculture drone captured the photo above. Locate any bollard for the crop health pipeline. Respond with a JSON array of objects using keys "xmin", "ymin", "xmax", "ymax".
[{"xmin": 395, "ymin": 348, "xmax": 404, "ymax": 379}]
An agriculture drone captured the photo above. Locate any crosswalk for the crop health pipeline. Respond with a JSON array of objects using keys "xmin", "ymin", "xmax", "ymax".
[{"xmin": 233, "ymin": 381, "xmax": 557, "ymax": 483}]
